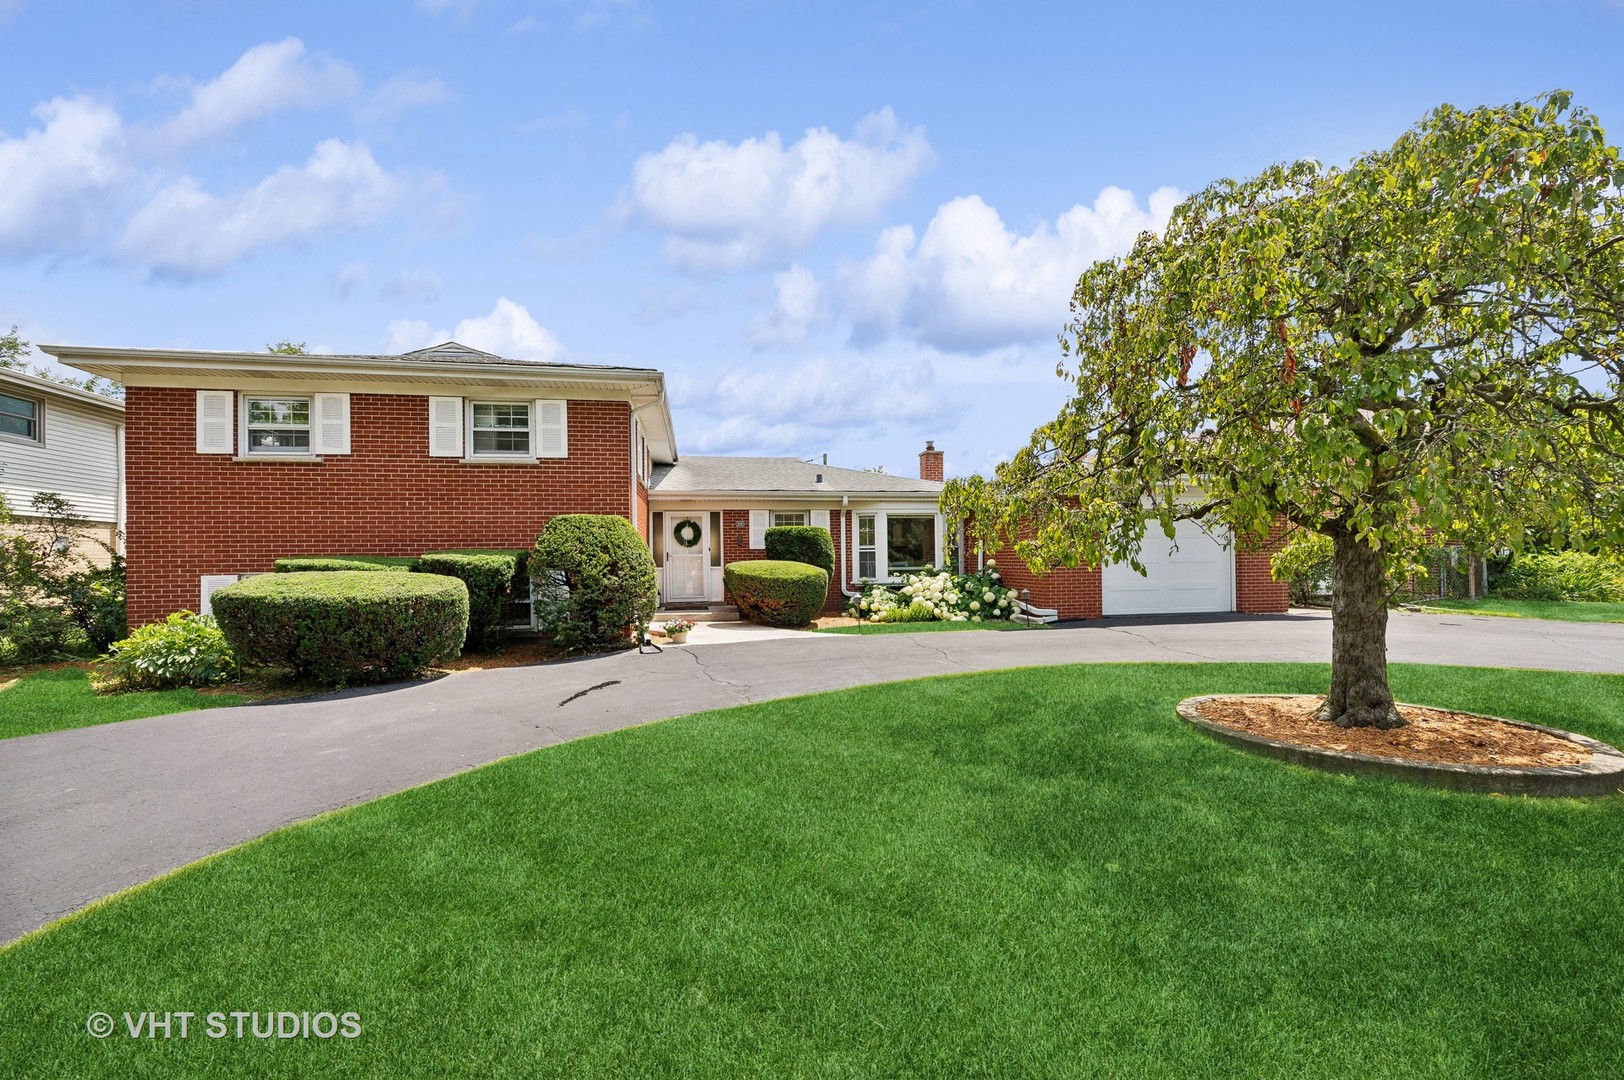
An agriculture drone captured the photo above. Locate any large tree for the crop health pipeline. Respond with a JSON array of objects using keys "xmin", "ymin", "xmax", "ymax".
[{"xmin": 943, "ymin": 92, "xmax": 1623, "ymax": 728}]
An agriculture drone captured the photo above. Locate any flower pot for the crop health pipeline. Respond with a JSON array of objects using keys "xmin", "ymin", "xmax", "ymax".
[{"xmin": 667, "ymin": 631, "xmax": 689, "ymax": 644}]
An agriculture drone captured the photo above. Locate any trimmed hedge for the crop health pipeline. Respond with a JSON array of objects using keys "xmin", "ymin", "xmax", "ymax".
[
  {"xmin": 418, "ymin": 550, "xmax": 524, "ymax": 650},
  {"xmin": 724, "ymin": 559, "xmax": 829, "ymax": 627},
  {"xmin": 765, "ymin": 525, "xmax": 835, "ymax": 577},
  {"xmin": 531, "ymin": 515, "xmax": 657, "ymax": 653},
  {"xmin": 274, "ymin": 556, "xmax": 420, "ymax": 573},
  {"xmin": 211, "ymin": 571, "xmax": 468, "ymax": 685}
]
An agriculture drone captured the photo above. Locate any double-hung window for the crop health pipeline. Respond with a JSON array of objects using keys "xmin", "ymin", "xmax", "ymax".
[
  {"xmin": 0, "ymin": 392, "xmax": 39, "ymax": 442},
  {"xmin": 243, "ymin": 397, "xmax": 311, "ymax": 454},
  {"xmin": 771, "ymin": 510, "xmax": 807, "ymax": 529},
  {"xmin": 856, "ymin": 513, "xmax": 877, "ymax": 579},
  {"xmin": 470, "ymin": 402, "xmax": 531, "ymax": 457}
]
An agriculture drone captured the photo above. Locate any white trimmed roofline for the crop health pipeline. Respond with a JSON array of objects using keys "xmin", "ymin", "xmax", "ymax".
[{"xmin": 0, "ymin": 366, "xmax": 124, "ymax": 414}]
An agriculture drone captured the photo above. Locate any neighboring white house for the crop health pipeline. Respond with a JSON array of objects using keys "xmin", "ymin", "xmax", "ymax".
[{"xmin": 0, "ymin": 368, "xmax": 125, "ymax": 560}]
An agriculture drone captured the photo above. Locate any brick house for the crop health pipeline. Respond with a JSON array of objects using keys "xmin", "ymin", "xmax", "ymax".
[{"xmin": 46, "ymin": 341, "xmax": 1286, "ymax": 625}]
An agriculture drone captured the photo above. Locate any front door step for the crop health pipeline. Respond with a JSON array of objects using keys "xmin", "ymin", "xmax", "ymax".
[{"xmin": 654, "ymin": 603, "xmax": 739, "ymax": 624}]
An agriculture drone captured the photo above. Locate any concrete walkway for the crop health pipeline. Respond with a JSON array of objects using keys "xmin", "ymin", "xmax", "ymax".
[{"xmin": 3, "ymin": 609, "xmax": 1621, "ymax": 944}]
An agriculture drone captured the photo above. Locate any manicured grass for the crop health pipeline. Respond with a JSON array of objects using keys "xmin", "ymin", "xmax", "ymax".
[
  {"xmin": 3, "ymin": 663, "xmax": 1622, "ymax": 1077},
  {"xmin": 816, "ymin": 618, "xmax": 1038, "ymax": 634},
  {"xmin": 0, "ymin": 667, "xmax": 251, "ymax": 740},
  {"xmin": 1419, "ymin": 598, "xmax": 1624, "ymax": 623}
]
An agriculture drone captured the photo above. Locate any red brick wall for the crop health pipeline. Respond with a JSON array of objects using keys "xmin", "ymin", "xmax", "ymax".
[
  {"xmin": 978, "ymin": 543, "xmax": 1104, "ymax": 620},
  {"xmin": 918, "ymin": 445, "xmax": 944, "ymax": 482},
  {"xmin": 124, "ymin": 388, "xmax": 633, "ymax": 625},
  {"xmin": 1235, "ymin": 519, "xmax": 1291, "ymax": 613}
]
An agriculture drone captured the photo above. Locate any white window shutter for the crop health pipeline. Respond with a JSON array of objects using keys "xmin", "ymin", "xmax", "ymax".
[
  {"xmin": 196, "ymin": 391, "xmax": 234, "ymax": 454},
  {"xmin": 313, "ymin": 393, "xmax": 351, "ymax": 454},
  {"xmin": 810, "ymin": 509, "xmax": 830, "ymax": 531},
  {"xmin": 535, "ymin": 399, "xmax": 567, "ymax": 458},
  {"xmin": 748, "ymin": 510, "xmax": 768, "ymax": 549},
  {"xmin": 428, "ymin": 397, "xmax": 463, "ymax": 458}
]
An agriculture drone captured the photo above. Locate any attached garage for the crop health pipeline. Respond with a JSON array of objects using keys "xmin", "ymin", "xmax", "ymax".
[{"xmin": 1101, "ymin": 521, "xmax": 1234, "ymax": 616}]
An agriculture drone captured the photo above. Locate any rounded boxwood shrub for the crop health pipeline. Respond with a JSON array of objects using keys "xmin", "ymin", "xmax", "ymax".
[
  {"xmin": 417, "ymin": 550, "xmax": 524, "ymax": 651},
  {"xmin": 274, "ymin": 556, "xmax": 420, "ymax": 573},
  {"xmin": 765, "ymin": 525, "xmax": 835, "ymax": 577},
  {"xmin": 724, "ymin": 559, "xmax": 829, "ymax": 627},
  {"xmin": 531, "ymin": 515, "xmax": 657, "ymax": 653},
  {"xmin": 211, "ymin": 571, "xmax": 468, "ymax": 685}
]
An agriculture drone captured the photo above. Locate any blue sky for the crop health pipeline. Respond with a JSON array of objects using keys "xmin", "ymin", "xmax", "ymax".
[{"xmin": 3, "ymin": 1, "xmax": 1621, "ymax": 477}]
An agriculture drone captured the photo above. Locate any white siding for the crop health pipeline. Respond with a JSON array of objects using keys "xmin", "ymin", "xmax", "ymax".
[{"xmin": 0, "ymin": 396, "xmax": 122, "ymax": 524}]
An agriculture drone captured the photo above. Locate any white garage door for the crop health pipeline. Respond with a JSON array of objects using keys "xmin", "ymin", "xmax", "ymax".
[{"xmin": 1101, "ymin": 521, "xmax": 1234, "ymax": 616}]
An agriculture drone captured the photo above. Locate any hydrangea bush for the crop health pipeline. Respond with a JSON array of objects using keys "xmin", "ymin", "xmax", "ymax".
[{"xmin": 846, "ymin": 562, "xmax": 1023, "ymax": 624}]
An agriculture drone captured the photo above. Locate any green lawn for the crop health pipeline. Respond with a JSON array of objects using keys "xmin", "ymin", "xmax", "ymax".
[
  {"xmin": 1418, "ymin": 598, "xmax": 1624, "ymax": 623},
  {"xmin": 0, "ymin": 667, "xmax": 251, "ymax": 740},
  {"xmin": 815, "ymin": 618, "xmax": 1038, "ymax": 634},
  {"xmin": 3, "ymin": 662, "xmax": 1622, "ymax": 1077}
]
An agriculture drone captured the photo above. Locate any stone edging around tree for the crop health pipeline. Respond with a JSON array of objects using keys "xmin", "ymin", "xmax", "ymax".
[{"xmin": 1175, "ymin": 694, "xmax": 1624, "ymax": 798}]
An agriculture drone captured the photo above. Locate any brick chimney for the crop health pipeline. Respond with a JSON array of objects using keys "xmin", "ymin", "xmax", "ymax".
[{"xmin": 918, "ymin": 440, "xmax": 944, "ymax": 482}]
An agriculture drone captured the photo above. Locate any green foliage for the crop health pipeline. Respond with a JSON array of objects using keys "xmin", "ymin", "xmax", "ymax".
[
  {"xmin": 848, "ymin": 566, "xmax": 1021, "ymax": 624},
  {"xmin": 764, "ymin": 525, "xmax": 835, "ymax": 576},
  {"xmin": 531, "ymin": 515, "xmax": 658, "ymax": 652},
  {"xmin": 266, "ymin": 340, "xmax": 307, "ymax": 354},
  {"xmin": 273, "ymin": 556, "xmax": 420, "ymax": 572},
  {"xmin": 0, "ymin": 324, "xmax": 122, "ymax": 396},
  {"xmin": 98, "ymin": 612, "xmax": 235, "ymax": 691},
  {"xmin": 0, "ymin": 484, "xmax": 125, "ymax": 661},
  {"xmin": 724, "ymin": 560, "xmax": 829, "ymax": 627},
  {"xmin": 417, "ymin": 550, "xmax": 524, "ymax": 650},
  {"xmin": 1493, "ymin": 550, "xmax": 1624, "ymax": 602},
  {"xmin": 211, "ymin": 571, "xmax": 468, "ymax": 686},
  {"xmin": 1270, "ymin": 532, "xmax": 1335, "ymax": 605}
]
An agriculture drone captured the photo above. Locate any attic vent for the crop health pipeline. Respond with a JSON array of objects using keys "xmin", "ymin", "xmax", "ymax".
[{"xmin": 815, "ymin": 473, "xmax": 824, "ymax": 484}]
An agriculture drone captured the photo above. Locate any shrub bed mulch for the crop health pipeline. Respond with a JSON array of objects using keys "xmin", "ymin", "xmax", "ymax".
[{"xmin": 1190, "ymin": 694, "xmax": 1590, "ymax": 768}]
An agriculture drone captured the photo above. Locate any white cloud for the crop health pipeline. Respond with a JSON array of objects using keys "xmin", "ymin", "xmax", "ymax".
[
  {"xmin": 151, "ymin": 38, "xmax": 359, "ymax": 150},
  {"xmin": 331, "ymin": 260, "xmax": 368, "ymax": 298},
  {"xmin": 747, "ymin": 264, "xmax": 823, "ymax": 348},
  {"xmin": 673, "ymin": 355, "xmax": 957, "ymax": 452},
  {"xmin": 121, "ymin": 139, "xmax": 402, "ymax": 277},
  {"xmin": 621, "ymin": 107, "xmax": 934, "ymax": 271},
  {"xmin": 841, "ymin": 185, "xmax": 1183, "ymax": 353},
  {"xmin": 0, "ymin": 96, "xmax": 126, "ymax": 256},
  {"xmin": 383, "ymin": 298, "xmax": 563, "ymax": 361},
  {"xmin": 380, "ymin": 267, "xmax": 442, "ymax": 304},
  {"xmin": 358, "ymin": 75, "xmax": 447, "ymax": 124}
]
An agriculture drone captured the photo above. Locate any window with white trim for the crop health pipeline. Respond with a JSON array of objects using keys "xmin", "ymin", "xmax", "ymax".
[
  {"xmin": 856, "ymin": 513, "xmax": 876, "ymax": 579},
  {"xmin": 470, "ymin": 402, "xmax": 531, "ymax": 456},
  {"xmin": 771, "ymin": 511, "xmax": 807, "ymax": 528},
  {"xmin": 243, "ymin": 396, "xmax": 311, "ymax": 454},
  {"xmin": 887, "ymin": 514, "xmax": 937, "ymax": 576},
  {"xmin": 0, "ymin": 391, "xmax": 40, "ymax": 442}
]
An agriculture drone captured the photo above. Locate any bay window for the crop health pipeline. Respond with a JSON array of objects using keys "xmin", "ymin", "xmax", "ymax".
[
  {"xmin": 886, "ymin": 514, "xmax": 936, "ymax": 575},
  {"xmin": 857, "ymin": 514, "xmax": 876, "ymax": 579}
]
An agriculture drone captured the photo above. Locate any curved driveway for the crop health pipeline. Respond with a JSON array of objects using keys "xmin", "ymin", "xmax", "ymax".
[{"xmin": 3, "ymin": 609, "xmax": 1621, "ymax": 944}]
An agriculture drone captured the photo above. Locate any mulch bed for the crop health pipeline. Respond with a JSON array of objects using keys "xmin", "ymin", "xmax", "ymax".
[{"xmin": 1191, "ymin": 695, "xmax": 1591, "ymax": 769}]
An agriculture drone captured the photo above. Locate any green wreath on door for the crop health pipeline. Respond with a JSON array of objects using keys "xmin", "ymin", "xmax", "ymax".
[{"xmin": 673, "ymin": 519, "xmax": 702, "ymax": 548}]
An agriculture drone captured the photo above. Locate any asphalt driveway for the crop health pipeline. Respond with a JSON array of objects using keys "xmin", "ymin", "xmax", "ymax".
[{"xmin": 3, "ymin": 609, "xmax": 1621, "ymax": 944}]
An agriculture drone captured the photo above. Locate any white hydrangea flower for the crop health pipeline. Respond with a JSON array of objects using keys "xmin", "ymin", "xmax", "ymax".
[{"xmin": 970, "ymin": 600, "xmax": 980, "ymax": 610}]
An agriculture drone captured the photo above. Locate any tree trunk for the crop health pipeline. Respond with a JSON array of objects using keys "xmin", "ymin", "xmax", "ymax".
[{"xmin": 1317, "ymin": 531, "xmax": 1404, "ymax": 729}]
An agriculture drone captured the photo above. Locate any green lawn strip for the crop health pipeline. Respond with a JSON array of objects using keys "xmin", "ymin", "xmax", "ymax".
[
  {"xmin": 815, "ymin": 619, "xmax": 1038, "ymax": 634},
  {"xmin": 0, "ymin": 667, "xmax": 252, "ymax": 740},
  {"xmin": 1416, "ymin": 598, "xmax": 1624, "ymax": 623},
  {"xmin": 2, "ymin": 663, "xmax": 1621, "ymax": 1077}
]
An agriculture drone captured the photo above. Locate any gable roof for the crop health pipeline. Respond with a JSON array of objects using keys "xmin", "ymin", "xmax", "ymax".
[
  {"xmin": 0, "ymin": 367, "xmax": 124, "ymax": 417},
  {"xmin": 650, "ymin": 456, "xmax": 942, "ymax": 499}
]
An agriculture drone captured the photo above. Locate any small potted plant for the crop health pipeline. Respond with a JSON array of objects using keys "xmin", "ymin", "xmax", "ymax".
[{"xmin": 662, "ymin": 617, "xmax": 695, "ymax": 644}]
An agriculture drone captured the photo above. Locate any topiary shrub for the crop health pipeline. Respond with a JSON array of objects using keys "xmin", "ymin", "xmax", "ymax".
[
  {"xmin": 417, "ymin": 550, "xmax": 524, "ymax": 650},
  {"xmin": 211, "ymin": 571, "xmax": 468, "ymax": 685},
  {"xmin": 724, "ymin": 559, "xmax": 829, "ymax": 627},
  {"xmin": 98, "ymin": 611, "xmax": 235, "ymax": 690},
  {"xmin": 531, "ymin": 515, "xmax": 657, "ymax": 653},
  {"xmin": 274, "ymin": 556, "xmax": 420, "ymax": 572},
  {"xmin": 765, "ymin": 525, "xmax": 835, "ymax": 577}
]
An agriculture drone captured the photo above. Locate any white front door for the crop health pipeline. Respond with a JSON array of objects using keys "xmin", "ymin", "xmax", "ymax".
[
  {"xmin": 665, "ymin": 514, "xmax": 708, "ymax": 602},
  {"xmin": 1101, "ymin": 521, "xmax": 1234, "ymax": 616}
]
